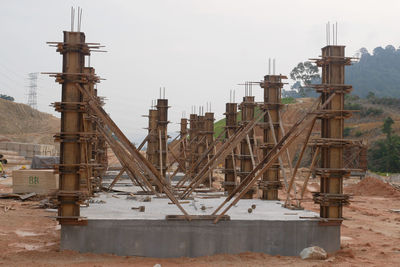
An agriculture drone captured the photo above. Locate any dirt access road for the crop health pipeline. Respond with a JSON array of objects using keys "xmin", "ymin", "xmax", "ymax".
[{"xmin": 0, "ymin": 177, "xmax": 400, "ymax": 266}]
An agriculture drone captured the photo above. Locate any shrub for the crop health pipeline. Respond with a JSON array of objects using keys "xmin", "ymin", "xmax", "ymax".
[
  {"xmin": 345, "ymin": 102, "xmax": 362, "ymax": 110},
  {"xmin": 344, "ymin": 127, "xmax": 351, "ymax": 137}
]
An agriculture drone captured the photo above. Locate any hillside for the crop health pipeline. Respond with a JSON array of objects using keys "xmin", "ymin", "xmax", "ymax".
[
  {"xmin": 346, "ymin": 45, "xmax": 400, "ymax": 98},
  {"xmin": 344, "ymin": 95, "xmax": 400, "ymax": 143},
  {"xmin": 0, "ymin": 98, "xmax": 59, "ymax": 145},
  {"xmin": 213, "ymin": 96, "xmax": 400, "ymax": 161},
  {"xmin": 213, "ymin": 97, "xmax": 296, "ymax": 138}
]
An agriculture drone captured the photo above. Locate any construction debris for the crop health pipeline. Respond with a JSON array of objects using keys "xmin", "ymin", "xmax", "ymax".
[
  {"xmin": 1, "ymin": 204, "xmax": 16, "ymax": 212},
  {"xmin": 39, "ymin": 198, "xmax": 58, "ymax": 209},
  {"xmin": 131, "ymin": 206, "xmax": 145, "ymax": 212},
  {"xmin": 0, "ymin": 192, "xmax": 36, "ymax": 201}
]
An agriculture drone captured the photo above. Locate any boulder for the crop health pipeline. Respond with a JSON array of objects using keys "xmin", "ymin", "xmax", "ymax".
[{"xmin": 299, "ymin": 246, "xmax": 327, "ymax": 260}]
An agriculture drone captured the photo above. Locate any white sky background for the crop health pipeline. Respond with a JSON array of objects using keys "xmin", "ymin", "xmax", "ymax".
[{"xmin": 1, "ymin": 0, "xmax": 400, "ymax": 143}]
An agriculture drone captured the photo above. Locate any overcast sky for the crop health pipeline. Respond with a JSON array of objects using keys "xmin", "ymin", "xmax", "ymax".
[{"xmin": 1, "ymin": 0, "xmax": 400, "ymax": 143}]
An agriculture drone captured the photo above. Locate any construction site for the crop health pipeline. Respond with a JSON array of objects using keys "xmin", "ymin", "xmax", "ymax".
[{"xmin": 1, "ymin": 2, "xmax": 400, "ymax": 266}]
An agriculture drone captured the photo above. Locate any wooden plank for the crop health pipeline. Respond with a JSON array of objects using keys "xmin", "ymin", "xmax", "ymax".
[
  {"xmin": 284, "ymin": 117, "xmax": 317, "ymax": 207},
  {"xmin": 299, "ymin": 146, "xmax": 320, "ymax": 203},
  {"xmin": 266, "ymin": 110, "xmax": 289, "ymax": 190},
  {"xmin": 107, "ymin": 167, "xmax": 126, "ymax": 191}
]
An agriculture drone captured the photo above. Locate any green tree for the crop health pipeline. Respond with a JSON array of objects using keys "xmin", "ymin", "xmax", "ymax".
[
  {"xmin": 346, "ymin": 45, "xmax": 400, "ymax": 98},
  {"xmin": 366, "ymin": 91, "xmax": 376, "ymax": 100},
  {"xmin": 290, "ymin": 61, "xmax": 320, "ymax": 97},
  {"xmin": 368, "ymin": 117, "xmax": 400, "ymax": 173},
  {"xmin": 344, "ymin": 127, "xmax": 351, "ymax": 137},
  {"xmin": 382, "ymin": 117, "xmax": 394, "ymax": 137},
  {"xmin": 0, "ymin": 94, "xmax": 14, "ymax": 102}
]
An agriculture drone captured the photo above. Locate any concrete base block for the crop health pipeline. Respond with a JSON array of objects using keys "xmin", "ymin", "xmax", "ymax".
[{"xmin": 61, "ymin": 219, "xmax": 340, "ymax": 258}]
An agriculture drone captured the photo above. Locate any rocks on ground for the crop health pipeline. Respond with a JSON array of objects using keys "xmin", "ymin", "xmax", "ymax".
[{"xmin": 299, "ymin": 246, "xmax": 327, "ymax": 260}]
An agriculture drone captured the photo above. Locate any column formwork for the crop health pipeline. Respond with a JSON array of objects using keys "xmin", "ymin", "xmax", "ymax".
[
  {"xmin": 156, "ymin": 99, "xmax": 169, "ymax": 183},
  {"xmin": 178, "ymin": 118, "xmax": 188, "ymax": 173},
  {"xmin": 259, "ymin": 75, "xmax": 286, "ymax": 200},
  {"xmin": 311, "ymin": 45, "xmax": 352, "ymax": 220},
  {"xmin": 188, "ymin": 113, "xmax": 199, "ymax": 179},
  {"xmin": 223, "ymin": 103, "xmax": 238, "ymax": 194},
  {"xmin": 239, "ymin": 96, "xmax": 256, "ymax": 199},
  {"xmin": 52, "ymin": 31, "xmax": 90, "ymax": 225}
]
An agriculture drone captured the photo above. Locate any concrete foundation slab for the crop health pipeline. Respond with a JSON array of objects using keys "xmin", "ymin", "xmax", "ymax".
[
  {"xmin": 61, "ymin": 192, "xmax": 340, "ymax": 257},
  {"xmin": 62, "ymin": 219, "xmax": 339, "ymax": 258}
]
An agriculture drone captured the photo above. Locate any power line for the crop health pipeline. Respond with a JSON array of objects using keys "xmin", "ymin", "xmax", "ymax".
[
  {"xmin": 0, "ymin": 70, "xmax": 26, "ymax": 89},
  {"xmin": 0, "ymin": 61, "xmax": 26, "ymax": 81}
]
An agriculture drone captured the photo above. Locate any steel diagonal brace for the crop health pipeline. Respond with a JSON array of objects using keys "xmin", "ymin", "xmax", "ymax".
[
  {"xmin": 137, "ymin": 133, "xmax": 150, "ymax": 151},
  {"xmin": 107, "ymin": 167, "xmax": 127, "ymax": 190},
  {"xmin": 176, "ymin": 129, "xmax": 226, "ymax": 188},
  {"xmin": 107, "ymin": 140, "xmax": 149, "ymax": 193},
  {"xmin": 212, "ymin": 94, "xmax": 335, "ymax": 223},
  {"xmin": 168, "ymin": 145, "xmax": 186, "ymax": 173},
  {"xmin": 266, "ymin": 110, "xmax": 290, "ymax": 190},
  {"xmin": 298, "ymin": 146, "xmax": 320, "ymax": 206},
  {"xmin": 97, "ymin": 124, "xmax": 156, "ymax": 194},
  {"xmin": 171, "ymin": 134, "xmax": 204, "ymax": 176},
  {"xmin": 75, "ymin": 83, "xmax": 191, "ymax": 220},
  {"xmin": 180, "ymin": 111, "xmax": 266, "ymax": 199},
  {"xmin": 284, "ymin": 117, "xmax": 317, "ymax": 207}
]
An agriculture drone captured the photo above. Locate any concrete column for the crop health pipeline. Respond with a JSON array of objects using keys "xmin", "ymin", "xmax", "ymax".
[
  {"xmin": 239, "ymin": 96, "xmax": 256, "ymax": 199},
  {"xmin": 188, "ymin": 114, "xmax": 198, "ymax": 179},
  {"xmin": 55, "ymin": 31, "xmax": 89, "ymax": 225},
  {"xmin": 156, "ymin": 99, "xmax": 169, "ymax": 183},
  {"xmin": 224, "ymin": 103, "xmax": 238, "ymax": 194},
  {"xmin": 82, "ymin": 67, "xmax": 99, "ymax": 194},
  {"xmin": 196, "ymin": 115, "xmax": 207, "ymax": 184},
  {"xmin": 204, "ymin": 112, "xmax": 214, "ymax": 186},
  {"xmin": 178, "ymin": 118, "xmax": 188, "ymax": 172},
  {"xmin": 260, "ymin": 75, "xmax": 285, "ymax": 200},
  {"xmin": 315, "ymin": 45, "xmax": 351, "ymax": 219},
  {"xmin": 92, "ymin": 89, "xmax": 108, "ymax": 181},
  {"xmin": 147, "ymin": 109, "xmax": 158, "ymax": 169}
]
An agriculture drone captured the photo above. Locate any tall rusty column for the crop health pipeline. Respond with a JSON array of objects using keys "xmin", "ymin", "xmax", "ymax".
[
  {"xmin": 223, "ymin": 103, "xmax": 238, "ymax": 194},
  {"xmin": 156, "ymin": 99, "xmax": 169, "ymax": 182},
  {"xmin": 313, "ymin": 45, "xmax": 351, "ymax": 219},
  {"xmin": 146, "ymin": 107, "xmax": 159, "ymax": 190},
  {"xmin": 93, "ymin": 89, "xmax": 108, "ymax": 181},
  {"xmin": 259, "ymin": 75, "xmax": 286, "ymax": 200},
  {"xmin": 52, "ymin": 31, "xmax": 89, "ymax": 224},
  {"xmin": 204, "ymin": 112, "xmax": 215, "ymax": 186},
  {"xmin": 82, "ymin": 67, "xmax": 99, "ymax": 193},
  {"xmin": 239, "ymin": 96, "xmax": 256, "ymax": 198},
  {"xmin": 188, "ymin": 113, "xmax": 198, "ymax": 179},
  {"xmin": 178, "ymin": 118, "xmax": 188, "ymax": 172},
  {"xmin": 196, "ymin": 114, "xmax": 207, "ymax": 184},
  {"xmin": 204, "ymin": 112, "xmax": 214, "ymax": 148},
  {"xmin": 146, "ymin": 108, "xmax": 158, "ymax": 169}
]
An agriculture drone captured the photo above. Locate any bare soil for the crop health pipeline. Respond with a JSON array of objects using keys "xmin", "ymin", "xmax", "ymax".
[
  {"xmin": 0, "ymin": 98, "xmax": 59, "ymax": 145},
  {"xmin": 1, "ymin": 176, "xmax": 400, "ymax": 266}
]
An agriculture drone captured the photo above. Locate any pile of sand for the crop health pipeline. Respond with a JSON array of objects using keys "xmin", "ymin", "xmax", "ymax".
[{"xmin": 345, "ymin": 177, "xmax": 400, "ymax": 197}]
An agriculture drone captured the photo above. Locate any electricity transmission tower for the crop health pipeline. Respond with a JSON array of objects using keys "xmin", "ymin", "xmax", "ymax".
[{"xmin": 27, "ymin": 72, "xmax": 38, "ymax": 109}]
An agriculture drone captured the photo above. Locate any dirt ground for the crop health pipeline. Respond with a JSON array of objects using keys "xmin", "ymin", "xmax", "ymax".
[{"xmin": 1, "ymin": 177, "xmax": 400, "ymax": 267}]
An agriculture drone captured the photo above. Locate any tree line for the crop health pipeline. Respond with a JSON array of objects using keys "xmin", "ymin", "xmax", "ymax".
[{"xmin": 286, "ymin": 44, "xmax": 400, "ymax": 99}]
